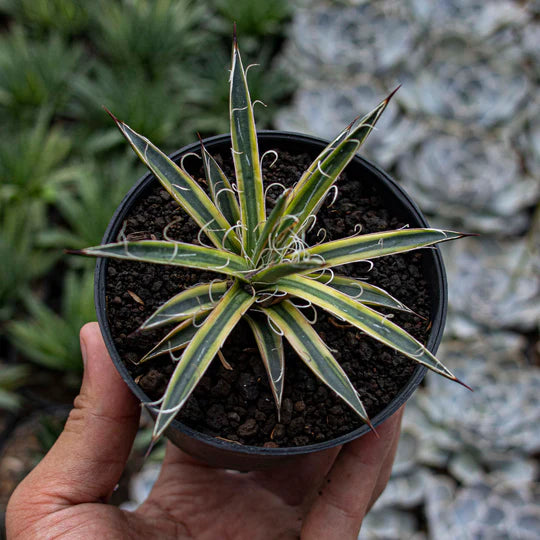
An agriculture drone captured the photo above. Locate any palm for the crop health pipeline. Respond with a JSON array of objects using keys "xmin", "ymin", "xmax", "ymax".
[{"xmin": 132, "ymin": 445, "xmax": 339, "ymax": 539}]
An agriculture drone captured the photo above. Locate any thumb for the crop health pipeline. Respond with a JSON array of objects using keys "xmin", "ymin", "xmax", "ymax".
[{"xmin": 12, "ymin": 323, "xmax": 140, "ymax": 508}]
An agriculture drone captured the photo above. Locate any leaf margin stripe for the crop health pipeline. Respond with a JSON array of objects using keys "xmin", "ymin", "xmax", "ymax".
[
  {"xmin": 291, "ymin": 88, "xmax": 399, "ymax": 192},
  {"xmin": 229, "ymin": 38, "xmax": 265, "ymax": 256},
  {"xmin": 276, "ymin": 139, "xmax": 360, "ymax": 239},
  {"xmin": 200, "ymin": 138, "xmax": 241, "ymax": 227},
  {"xmin": 276, "ymin": 275, "xmax": 460, "ymax": 382},
  {"xmin": 105, "ymin": 109, "xmax": 241, "ymax": 253},
  {"xmin": 263, "ymin": 301, "xmax": 370, "ymax": 424},
  {"xmin": 74, "ymin": 240, "xmax": 249, "ymax": 277},
  {"xmin": 244, "ymin": 313, "xmax": 284, "ymax": 416},
  {"xmin": 308, "ymin": 274, "xmax": 413, "ymax": 313},
  {"xmin": 139, "ymin": 316, "xmax": 207, "ymax": 363},
  {"xmin": 140, "ymin": 280, "xmax": 229, "ymax": 330},
  {"xmin": 252, "ymin": 187, "xmax": 291, "ymax": 265},
  {"xmin": 277, "ymin": 89, "xmax": 398, "ymax": 239},
  {"xmin": 250, "ymin": 260, "xmax": 324, "ymax": 284},
  {"xmin": 153, "ymin": 282, "xmax": 255, "ymax": 440},
  {"xmin": 306, "ymin": 229, "xmax": 468, "ymax": 268}
]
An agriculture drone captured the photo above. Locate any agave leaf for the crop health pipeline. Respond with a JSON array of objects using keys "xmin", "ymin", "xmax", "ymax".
[
  {"xmin": 339, "ymin": 88, "xmax": 398, "ymax": 149},
  {"xmin": 293, "ymin": 90, "xmax": 398, "ymax": 189},
  {"xmin": 140, "ymin": 281, "xmax": 229, "ymax": 330},
  {"xmin": 307, "ymin": 229, "xmax": 468, "ymax": 268},
  {"xmin": 276, "ymin": 90, "xmax": 397, "ymax": 240},
  {"xmin": 252, "ymin": 187, "xmax": 291, "ymax": 265},
  {"xmin": 70, "ymin": 240, "xmax": 249, "ymax": 277},
  {"xmin": 275, "ymin": 139, "xmax": 360, "ymax": 240},
  {"xmin": 277, "ymin": 275, "xmax": 461, "ymax": 383},
  {"xmin": 153, "ymin": 282, "xmax": 255, "ymax": 440},
  {"xmin": 244, "ymin": 313, "xmax": 284, "ymax": 416},
  {"xmin": 264, "ymin": 301, "xmax": 370, "ymax": 424},
  {"xmin": 106, "ymin": 110, "xmax": 241, "ymax": 253},
  {"xmin": 308, "ymin": 274, "xmax": 414, "ymax": 313},
  {"xmin": 230, "ymin": 37, "xmax": 265, "ymax": 257},
  {"xmin": 139, "ymin": 315, "xmax": 208, "ymax": 363},
  {"xmin": 200, "ymin": 139, "xmax": 240, "ymax": 227},
  {"xmin": 250, "ymin": 260, "xmax": 324, "ymax": 284}
]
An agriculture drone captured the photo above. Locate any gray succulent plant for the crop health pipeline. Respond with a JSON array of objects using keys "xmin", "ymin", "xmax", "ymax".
[
  {"xmin": 424, "ymin": 476, "xmax": 540, "ymax": 540},
  {"xmin": 397, "ymin": 36, "xmax": 530, "ymax": 129},
  {"xmin": 397, "ymin": 133, "xmax": 537, "ymax": 234},
  {"xmin": 406, "ymin": 0, "xmax": 528, "ymax": 39},
  {"xmin": 361, "ymin": 331, "xmax": 540, "ymax": 539},
  {"xmin": 443, "ymin": 237, "xmax": 540, "ymax": 333}
]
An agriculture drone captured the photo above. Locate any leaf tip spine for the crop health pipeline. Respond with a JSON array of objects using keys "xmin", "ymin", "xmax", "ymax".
[
  {"xmin": 454, "ymin": 376, "xmax": 473, "ymax": 392},
  {"xmin": 102, "ymin": 105, "xmax": 120, "ymax": 125},
  {"xmin": 385, "ymin": 84, "xmax": 402, "ymax": 104},
  {"xmin": 128, "ymin": 325, "xmax": 144, "ymax": 338},
  {"xmin": 145, "ymin": 438, "xmax": 157, "ymax": 460},
  {"xmin": 367, "ymin": 417, "xmax": 378, "ymax": 438},
  {"xmin": 346, "ymin": 114, "xmax": 361, "ymax": 131}
]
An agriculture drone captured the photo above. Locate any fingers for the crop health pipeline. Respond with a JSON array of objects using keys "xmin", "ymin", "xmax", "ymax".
[
  {"xmin": 366, "ymin": 407, "xmax": 404, "ymax": 511},
  {"xmin": 8, "ymin": 323, "xmax": 140, "ymax": 513},
  {"xmin": 301, "ymin": 407, "xmax": 404, "ymax": 539}
]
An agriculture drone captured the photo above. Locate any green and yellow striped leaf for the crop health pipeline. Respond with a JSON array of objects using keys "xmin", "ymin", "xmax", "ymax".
[
  {"xmin": 72, "ymin": 240, "xmax": 249, "ymax": 277},
  {"xmin": 308, "ymin": 274, "xmax": 413, "ymax": 313},
  {"xmin": 293, "ymin": 89, "xmax": 397, "ymax": 191},
  {"xmin": 252, "ymin": 188, "xmax": 291, "ymax": 265},
  {"xmin": 245, "ymin": 313, "xmax": 284, "ymax": 416},
  {"xmin": 307, "ymin": 229, "xmax": 467, "ymax": 268},
  {"xmin": 275, "ymin": 139, "xmax": 360, "ymax": 239},
  {"xmin": 140, "ymin": 281, "xmax": 229, "ymax": 330},
  {"xmin": 139, "ymin": 316, "xmax": 207, "ymax": 363},
  {"xmin": 230, "ymin": 38, "xmax": 265, "ymax": 256},
  {"xmin": 342, "ymin": 88, "xmax": 398, "ymax": 148},
  {"xmin": 106, "ymin": 110, "xmax": 241, "ymax": 253},
  {"xmin": 264, "ymin": 301, "xmax": 370, "ymax": 424},
  {"xmin": 276, "ymin": 90, "xmax": 398, "ymax": 241},
  {"xmin": 200, "ymin": 140, "xmax": 240, "ymax": 227},
  {"xmin": 276, "ymin": 275, "xmax": 460, "ymax": 383},
  {"xmin": 250, "ymin": 259, "xmax": 324, "ymax": 284},
  {"xmin": 153, "ymin": 282, "xmax": 255, "ymax": 440}
]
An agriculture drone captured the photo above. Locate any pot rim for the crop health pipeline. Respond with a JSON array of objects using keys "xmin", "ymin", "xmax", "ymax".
[{"xmin": 95, "ymin": 130, "xmax": 446, "ymax": 458}]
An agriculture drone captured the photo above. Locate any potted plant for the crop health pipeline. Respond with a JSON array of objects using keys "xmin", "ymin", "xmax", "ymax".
[{"xmin": 71, "ymin": 35, "xmax": 470, "ymax": 470}]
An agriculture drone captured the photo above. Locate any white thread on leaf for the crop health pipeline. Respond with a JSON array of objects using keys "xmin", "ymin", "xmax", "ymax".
[{"xmin": 261, "ymin": 150, "xmax": 279, "ymax": 170}]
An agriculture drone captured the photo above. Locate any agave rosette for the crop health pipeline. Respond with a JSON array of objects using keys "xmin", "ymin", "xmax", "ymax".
[{"xmin": 75, "ymin": 37, "xmax": 469, "ymax": 442}]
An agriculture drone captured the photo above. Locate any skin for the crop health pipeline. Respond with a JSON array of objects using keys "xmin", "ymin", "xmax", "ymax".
[{"xmin": 6, "ymin": 322, "xmax": 404, "ymax": 540}]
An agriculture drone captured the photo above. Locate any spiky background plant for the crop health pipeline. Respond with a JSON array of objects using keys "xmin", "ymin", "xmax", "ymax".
[{"xmin": 72, "ymin": 35, "xmax": 469, "ymax": 443}]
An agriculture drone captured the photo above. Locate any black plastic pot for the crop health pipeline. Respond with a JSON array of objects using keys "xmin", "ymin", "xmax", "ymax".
[{"xmin": 95, "ymin": 131, "xmax": 447, "ymax": 471}]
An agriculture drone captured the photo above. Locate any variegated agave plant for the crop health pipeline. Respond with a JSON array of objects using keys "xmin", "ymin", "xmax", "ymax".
[{"xmin": 74, "ymin": 36, "xmax": 469, "ymax": 443}]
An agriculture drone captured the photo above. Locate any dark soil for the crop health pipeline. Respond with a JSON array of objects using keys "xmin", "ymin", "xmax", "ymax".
[{"xmin": 105, "ymin": 150, "xmax": 431, "ymax": 447}]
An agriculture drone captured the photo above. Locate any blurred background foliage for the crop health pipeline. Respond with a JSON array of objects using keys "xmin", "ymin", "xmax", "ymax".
[{"xmin": 0, "ymin": 0, "xmax": 295, "ymax": 407}]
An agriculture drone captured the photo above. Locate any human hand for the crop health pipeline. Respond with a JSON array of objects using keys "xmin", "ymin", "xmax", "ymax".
[{"xmin": 7, "ymin": 322, "xmax": 404, "ymax": 539}]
